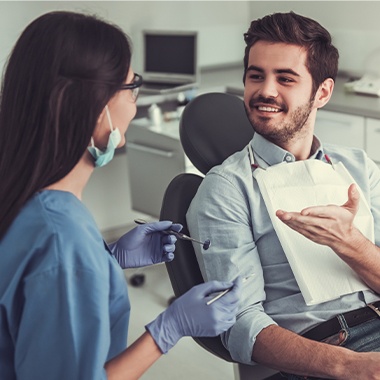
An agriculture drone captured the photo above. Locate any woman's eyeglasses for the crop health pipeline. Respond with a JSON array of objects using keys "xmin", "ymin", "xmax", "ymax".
[{"xmin": 120, "ymin": 73, "xmax": 143, "ymax": 102}]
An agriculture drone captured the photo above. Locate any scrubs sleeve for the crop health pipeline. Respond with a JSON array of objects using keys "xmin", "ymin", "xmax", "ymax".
[
  {"xmin": 15, "ymin": 260, "xmax": 111, "ymax": 379},
  {"xmin": 187, "ymin": 171, "xmax": 276, "ymax": 364}
]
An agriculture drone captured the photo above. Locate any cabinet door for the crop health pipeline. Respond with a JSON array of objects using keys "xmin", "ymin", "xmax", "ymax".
[
  {"xmin": 127, "ymin": 123, "xmax": 186, "ymax": 218},
  {"xmin": 315, "ymin": 110, "xmax": 365, "ymax": 149},
  {"xmin": 366, "ymin": 118, "xmax": 380, "ymax": 162}
]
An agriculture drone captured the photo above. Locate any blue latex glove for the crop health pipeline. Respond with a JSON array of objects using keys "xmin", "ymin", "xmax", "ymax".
[
  {"xmin": 109, "ymin": 221, "xmax": 183, "ymax": 269},
  {"xmin": 145, "ymin": 277, "xmax": 242, "ymax": 354}
]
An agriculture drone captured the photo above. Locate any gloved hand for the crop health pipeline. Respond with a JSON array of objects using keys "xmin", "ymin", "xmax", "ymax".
[
  {"xmin": 109, "ymin": 221, "xmax": 183, "ymax": 269},
  {"xmin": 145, "ymin": 277, "xmax": 242, "ymax": 354}
]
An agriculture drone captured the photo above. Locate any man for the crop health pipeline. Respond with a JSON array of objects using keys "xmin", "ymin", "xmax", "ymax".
[{"xmin": 187, "ymin": 12, "xmax": 380, "ymax": 379}]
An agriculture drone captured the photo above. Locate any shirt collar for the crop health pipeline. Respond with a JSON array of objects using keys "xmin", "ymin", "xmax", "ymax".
[{"xmin": 251, "ymin": 133, "xmax": 324, "ymax": 167}]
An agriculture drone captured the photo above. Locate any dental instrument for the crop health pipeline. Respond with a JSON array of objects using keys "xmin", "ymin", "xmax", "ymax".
[
  {"xmin": 134, "ymin": 219, "xmax": 211, "ymax": 250},
  {"xmin": 206, "ymin": 273, "xmax": 255, "ymax": 305}
]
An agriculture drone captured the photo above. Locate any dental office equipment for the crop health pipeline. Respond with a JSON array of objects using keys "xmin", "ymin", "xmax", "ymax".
[
  {"xmin": 134, "ymin": 219, "xmax": 211, "ymax": 250},
  {"xmin": 206, "ymin": 274, "xmax": 255, "ymax": 305}
]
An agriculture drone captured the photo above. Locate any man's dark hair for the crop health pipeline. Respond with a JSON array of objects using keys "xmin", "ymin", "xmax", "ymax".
[{"xmin": 243, "ymin": 11, "xmax": 339, "ymax": 94}]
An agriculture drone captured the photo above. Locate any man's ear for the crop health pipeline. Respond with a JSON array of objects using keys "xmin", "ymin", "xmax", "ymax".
[{"xmin": 314, "ymin": 78, "xmax": 334, "ymax": 109}]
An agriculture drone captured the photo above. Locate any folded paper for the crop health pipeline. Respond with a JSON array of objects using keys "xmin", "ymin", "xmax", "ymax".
[{"xmin": 253, "ymin": 160, "xmax": 373, "ymax": 306}]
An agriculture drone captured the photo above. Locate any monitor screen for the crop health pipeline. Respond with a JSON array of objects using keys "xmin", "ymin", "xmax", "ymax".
[{"xmin": 142, "ymin": 30, "xmax": 198, "ymax": 83}]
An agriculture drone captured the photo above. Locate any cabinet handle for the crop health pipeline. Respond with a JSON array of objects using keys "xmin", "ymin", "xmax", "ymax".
[{"xmin": 127, "ymin": 142, "xmax": 174, "ymax": 158}]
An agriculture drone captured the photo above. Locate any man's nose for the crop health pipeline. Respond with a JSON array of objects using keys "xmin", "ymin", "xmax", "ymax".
[{"xmin": 258, "ymin": 78, "xmax": 278, "ymax": 98}]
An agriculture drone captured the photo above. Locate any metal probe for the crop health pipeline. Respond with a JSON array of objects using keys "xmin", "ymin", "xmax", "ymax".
[
  {"xmin": 206, "ymin": 273, "xmax": 255, "ymax": 305},
  {"xmin": 134, "ymin": 219, "xmax": 211, "ymax": 250}
]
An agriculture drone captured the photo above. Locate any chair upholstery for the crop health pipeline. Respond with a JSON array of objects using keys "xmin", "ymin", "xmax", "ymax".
[
  {"xmin": 160, "ymin": 92, "xmax": 280, "ymax": 379},
  {"xmin": 180, "ymin": 92, "xmax": 254, "ymax": 175},
  {"xmin": 161, "ymin": 173, "xmax": 234, "ymax": 362}
]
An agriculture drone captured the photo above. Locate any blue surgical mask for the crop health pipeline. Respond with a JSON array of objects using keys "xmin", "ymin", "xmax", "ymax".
[{"xmin": 88, "ymin": 105, "xmax": 122, "ymax": 168}]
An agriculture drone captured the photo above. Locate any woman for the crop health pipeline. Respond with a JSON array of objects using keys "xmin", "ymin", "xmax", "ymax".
[{"xmin": 0, "ymin": 11, "xmax": 241, "ymax": 379}]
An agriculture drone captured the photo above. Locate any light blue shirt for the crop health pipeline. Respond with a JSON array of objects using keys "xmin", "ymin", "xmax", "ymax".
[
  {"xmin": 0, "ymin": 190, "xmax": 130, "ymax": 379},
  {"xmin": 187, "ymin": 133, "xmax": 380, "ymax": 364}
]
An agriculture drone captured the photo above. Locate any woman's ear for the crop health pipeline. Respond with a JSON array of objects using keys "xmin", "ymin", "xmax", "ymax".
[{"xmin": 314, "ymin": 78, "xmax": 334, "ymax": 109}]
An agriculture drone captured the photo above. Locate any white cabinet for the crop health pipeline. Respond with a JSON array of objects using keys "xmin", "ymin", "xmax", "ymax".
[
  {"xmin": 126, "ymin": 118, "xmax": 202, "ymax": 218},
  {"xmin": 315, "ymin": 110, "xmax": 380, "ymax": 164},
  {"xmin": 315, "ymin": 109, "xmax": 365, "ymax": 149},
  {"xmin": 366, "ymin": 118, "xmax": 380, "ymax": 163},
  {"xmin": 126, "ymin": 120, "xmax": 185, "ymax": 218}
]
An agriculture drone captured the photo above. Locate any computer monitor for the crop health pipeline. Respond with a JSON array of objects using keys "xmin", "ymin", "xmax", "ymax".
[{"xmin": 141, "ymin": 30, "xmax": 198, "ymax": 88}]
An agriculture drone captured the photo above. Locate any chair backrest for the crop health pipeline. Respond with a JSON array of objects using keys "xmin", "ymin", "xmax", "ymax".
[
  {"xmin": 160, "ymin": 173, "xmax": 234, "ymax": 362},
  {"xmin": 160, "ymin": 92, "xmax": 254, "ymax": 362},
  {"xmin": 180, "ymin": 92, "xmax": 254, "ymax": 175},
  {"xmin": 161, "ymin": 173, "xmax": 204, "ymax": 294}
]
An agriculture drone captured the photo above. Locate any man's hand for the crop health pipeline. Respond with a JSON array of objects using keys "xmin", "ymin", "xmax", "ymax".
[
  {"xmin": 276, "ymin": 183, "xmax": 363, "ymax": 256},
  {"xmin": 276, "ymin": 183, "xmax": 380, "ymax": 292}
]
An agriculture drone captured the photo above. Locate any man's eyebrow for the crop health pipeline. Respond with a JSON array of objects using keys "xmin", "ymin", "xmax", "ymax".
[
  {"xmin": 275, "ymin": 68, "xmax": 300, "ymax": 77},
  {"xmin": 246, "ymin": 65, "xmax": 264, "ymax": 73},
  {"xmin": 246, "ymin": 65, "xmax": 301, "ymax": 77}
]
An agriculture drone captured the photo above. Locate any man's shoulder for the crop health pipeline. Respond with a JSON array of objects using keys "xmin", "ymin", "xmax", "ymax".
[
  {"xmin": 323, "ymin": 142, "xmax": 366, "ymax": 157},
  {"xmin": 189, "ymin": 148, "xmax": 253, "ymax": 208},
  {"xmin": 322, "ymin": 143, "xmax": 379, "ymax": 183},
  {"xmin": 207, "ymin": 147, "xmax": 251, "ymax": 181}
]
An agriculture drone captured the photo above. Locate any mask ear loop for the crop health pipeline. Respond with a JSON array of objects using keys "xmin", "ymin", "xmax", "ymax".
[
  {"xmin": 88, "ymin": 105, "xmax": 114, "ymax": 149},
  {"xmin": 105, "ymin": 105, "xmax": 115, "ymax": 132}
]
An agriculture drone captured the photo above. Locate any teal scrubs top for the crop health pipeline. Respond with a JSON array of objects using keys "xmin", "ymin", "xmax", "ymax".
[{"xmin": 0, "ymin": 190, "xmax": 131, "ymax": 379}]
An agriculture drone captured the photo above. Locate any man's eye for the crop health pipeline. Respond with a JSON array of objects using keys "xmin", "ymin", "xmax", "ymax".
[
  {"xmin": 279, "ymin": 77, "xmax": 294, "ymax": 83},
  {"xmin": 249, "ymin": 74, "xmax": 263, "ymax": 81}
]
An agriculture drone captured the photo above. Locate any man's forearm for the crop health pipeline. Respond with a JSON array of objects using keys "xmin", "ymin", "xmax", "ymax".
[
  {"xmin": 335, "ymin": 231, "xmax": 380, "ymax": 294},
  {"xmin": 252, "ymin": 325, "xmax": 356, "ymax": 379}
]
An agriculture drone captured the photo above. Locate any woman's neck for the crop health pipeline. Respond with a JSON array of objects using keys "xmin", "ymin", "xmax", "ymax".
[{"xmin": 44, "ymin": 152, "xmax": 94, "ymax": 200}]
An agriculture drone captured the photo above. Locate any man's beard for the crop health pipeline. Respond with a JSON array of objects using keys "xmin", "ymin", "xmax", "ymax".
[{"xmin": 245, "ymin": 96, "xmax": 314, "ymax": 145}]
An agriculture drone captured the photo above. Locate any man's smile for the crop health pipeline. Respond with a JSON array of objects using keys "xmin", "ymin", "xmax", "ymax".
[{"xmin": 256, "ymin": 105, "xmax": 281, "ymax": 113}]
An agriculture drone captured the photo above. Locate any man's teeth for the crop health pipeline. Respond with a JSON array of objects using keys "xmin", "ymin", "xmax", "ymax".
[{"xmin": 257, "ymin": 106, "xmax": 279, "ymax": 112}]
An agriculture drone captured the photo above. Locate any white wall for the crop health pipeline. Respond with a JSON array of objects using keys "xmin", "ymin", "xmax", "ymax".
[
  {"xmin": 248, "ymin": 1, "xmax": 380, "ymax": 77},
  {"xmin": 0, "ymin": 1, "xmax": 250, "ymax": 74}
]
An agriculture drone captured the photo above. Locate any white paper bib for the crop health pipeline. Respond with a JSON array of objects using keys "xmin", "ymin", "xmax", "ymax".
[{"xmin": 253, "ymin": 159, "xmax": 373, "ymax": 306}]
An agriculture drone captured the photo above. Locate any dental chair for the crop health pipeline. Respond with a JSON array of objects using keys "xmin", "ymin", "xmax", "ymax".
[{"xmin": 160, "ymin": 92, "xmax": 281, "ymax": 380}]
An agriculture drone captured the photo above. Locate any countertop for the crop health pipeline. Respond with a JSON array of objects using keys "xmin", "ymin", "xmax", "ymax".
[{"xmin": 129, "ymin": 117, "xmax": 181, "ymax": 140}]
